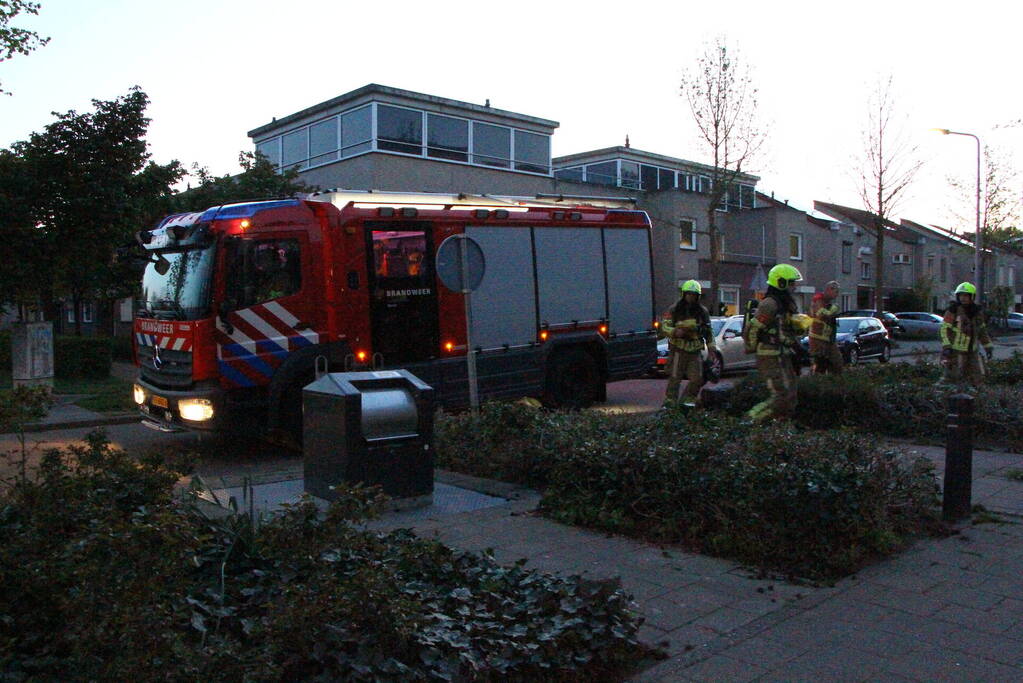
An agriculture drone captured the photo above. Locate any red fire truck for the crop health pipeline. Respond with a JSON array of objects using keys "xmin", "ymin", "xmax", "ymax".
[{"xmin": 132, "ymin": 191, "xmax": 657, "ymax": 440}]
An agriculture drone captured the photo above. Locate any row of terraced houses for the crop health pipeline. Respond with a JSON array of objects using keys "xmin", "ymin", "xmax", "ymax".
[{"xmin": 43, "ymin": 84, "xmax": 1023, "ymax": 335}]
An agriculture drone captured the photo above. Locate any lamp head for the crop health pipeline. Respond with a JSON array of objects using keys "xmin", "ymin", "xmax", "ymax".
[{"xmin": 930, "ymin": 128, "xmax": 951, "ymax": 135}]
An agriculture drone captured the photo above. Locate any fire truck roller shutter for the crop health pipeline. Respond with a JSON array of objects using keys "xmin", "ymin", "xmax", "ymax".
[
  {"xmin": 533, "ymin": 227, "xmax": 606, "ymax": 327},
  {"xmin": 604, "ymin": 228, "xmax": 653, "ymax": 333},
  {"xmin": 464, "ymin": 227, "xmax": 537, "ymax": 349}
]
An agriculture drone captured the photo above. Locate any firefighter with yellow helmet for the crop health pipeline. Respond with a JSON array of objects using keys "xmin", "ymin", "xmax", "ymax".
[
  {"xmin": 661, "ymin": 280, "xmax": 716, "ymax": 408},
  {"xmin": 940, "ymin": 282, "xmax": 993, "ymax": 388},
  {"xmin": 743, "ymin": 264, "xmax": 810, "ymax": 421}
]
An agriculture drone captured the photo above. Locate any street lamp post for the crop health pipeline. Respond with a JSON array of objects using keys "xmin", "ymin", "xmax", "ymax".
[{"xmin": 933, "ymin": 128, "xmax": 982, "ymax": 301}]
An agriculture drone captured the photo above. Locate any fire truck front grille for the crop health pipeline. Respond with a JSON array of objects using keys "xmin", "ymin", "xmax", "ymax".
[{"xmin": 138, "ymin": 346, "xmax": 193, "ymax": 389}]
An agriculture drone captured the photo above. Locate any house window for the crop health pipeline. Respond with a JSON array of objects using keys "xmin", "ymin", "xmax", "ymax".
[
  {"xmin": 513, "ymin": 130, "xmax": 549, "ymax": 173},
  {"xmin": 119, "ymin": 298, "xmax": 133, "ymax": 323},
  {"xmin": 893, "ymin": 253, "xmax": 911, "ymax": 264},
  {"xmin": 861, "ymin": 261, "xmax": 871, "ymax": 280},
  {"xmin": 698, "ymin": 175, "xmax": 711, "ymax": 193},
  {"xmin": 739, "ymin": 184, "xmax": 756, "ymax": 208},
  {"xmin": 679, "ymin": 219, "xmax": 696, "ymax": 250},
  {"xmin": 281, "ymin": 128, "xmax": 308, "ymax": 170},
  {"xmin": 841, "ymin": 241, "xmax": 852, "ymax": 273},
  {"xmin": 940, "ymin": 257, "xmax": 947, "ymax": 283},
  {"xmin": 341, "ymin": 106, "xmax": 372, "ymax": 157},
  {"xmin": 620, "ymin": 161, "xmax": 640, "ymax": 189},
  {"xmin": 255, "ymin": 138, "xmax": 281, "ymax": 167},
  {"xmin": 66, "ymin": 306, "xmax": 74, "ymax": 324},
  {"xmin": 720, "ymin": 286, "xmax": 739, "ymax": 315},
  {"xmin": 927, "ymin": 255, "xmax": 934, "ymax": 274},
  {"xmin": 641, "ymin": 164, "xmax": 658, "ymax": 191},
  {"xmin": 584, "ymin": 161, "xmax": 617, "ymax": 186},
  {"xmin": 554, "ymin": 166, "xmax": 584, "ymax": 182},
  {"xmin": 377, "ymin": 105, "xmax": 423, "ymax": 155},
  {"xmin": 789, "ymin": 233, "xmax": 803, "ymax": 260},
  {"xmin": 471, "ymin": 122, "xmax": 510, "ymax": 168},
  {"xmin": 658, "ymin": 168, "xmax": 675, "ymax": 190},
  {"xmin": 840, "ymin": 294, "xmax": 851, "ymax": 311},
  {"xmin": 308, "ymin": 117, "xmax": 339, "ymax": 166},
  {"xmin": 82, "ymin": 303, "xmax": 94, "ymax": 324},
  {"xmin": 427, "ymin": 114, "xmax": 469, "ymax": 162}
]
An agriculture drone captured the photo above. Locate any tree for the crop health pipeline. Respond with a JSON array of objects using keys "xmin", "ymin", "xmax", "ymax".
[
  {"xmin": 1, "ymin": 0, "xmax": 50, "ymax": 95},
  {"xmin": 948, "ymin": 144, "xmax": 1022, "ymax": 247},
  {"xmin": 171, "ymin": 151, "xmax": 318, "ymax": 214},
  {"xmin": 679, "ymin": 37, "xmax": 765, "ymax": 310},
  {"xmin": 0, "ymin": 88, "xmax": 183, "ymax": 332},
  {"xmin": 856, "ymin": 76, "xmax": 922, "ymax": 313}
]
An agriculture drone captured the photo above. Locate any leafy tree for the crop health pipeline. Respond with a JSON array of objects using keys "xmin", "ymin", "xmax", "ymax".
[
  {"xmin": 0, "ymin": 88, "xmax": 183, "ymax": 332},
  {"xmin": 171, "ymin": 151, "xmax": 318, "ymax": 214},
  {"xmin": 0, "ymin": 0, "xmax": 50, "ymax": 95},
  {"xmin": 856, "ymin": 76, "xmax": 922, "ymax": 313},
  {"xmin": 679, "ymin": 37, "xmax": 765, "ymax": 309}
]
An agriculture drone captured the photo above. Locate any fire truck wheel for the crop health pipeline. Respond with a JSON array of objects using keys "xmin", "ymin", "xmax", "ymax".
[
  {"xmin": 543, "ymin": 348, "xmax": 600, "ymax": 410},
  {"xmin": 278, "ymin": 372, "xmax": 314, "ymax": 449}
]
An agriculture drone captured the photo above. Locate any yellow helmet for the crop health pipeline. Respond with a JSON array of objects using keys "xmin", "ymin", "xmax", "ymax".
[
  {"xmin": 767, "ymin": 264, "xmax": 803, "ymax": 290},
  {"xmin": 790, "ymin": 313, "xmax": 813, "ymax": 333},
  {"xmin": 679, "ymin": 280, "xmax": 702, "ymax": 295}
]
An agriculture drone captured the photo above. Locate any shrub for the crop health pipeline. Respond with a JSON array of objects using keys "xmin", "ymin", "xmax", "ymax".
[
  {"xmin": 110, "ymin": 334, "xmax": 135, "ymax": 361},
  {"xmin": 0, "ymin": 330, "xmax": 9, "ymax": 372},
  {"xmin": 0, "ymin": 431, "xmax": 649, "ymax": 681},
  {"xmin": 436, "ymin": 406, "xmax": 940, "ymax": 580},
  {"xmin": 54, "ymin": 335, "xmax": 111, "ymax": 379}
]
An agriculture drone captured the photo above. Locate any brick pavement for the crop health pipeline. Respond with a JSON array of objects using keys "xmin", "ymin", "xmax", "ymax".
[{"xmin": 373, "ymin": 448, "xmax": 1023, "ymax": 681}]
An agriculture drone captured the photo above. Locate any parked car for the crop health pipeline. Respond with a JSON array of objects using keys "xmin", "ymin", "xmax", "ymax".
[
  {"xmin": 799, "ymin": 316, "xmax": 892, "ymax": 365},
  {"xmin": 893, "ymin": 312, "xmax": 943, "ymax": 339},
  {"xmin": 651, "ymin": 315, "xmax": 755, "ymax": 377},
  {"xmin": 1007, "ymin": 312, "xmax": 1023, "ymax": 331},
  {"xmin": 838, "ymin": 309, "xmax": 903, "ymax": 338}
]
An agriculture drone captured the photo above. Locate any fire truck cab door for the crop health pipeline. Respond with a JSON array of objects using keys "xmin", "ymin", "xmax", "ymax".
[{"xmin": 365, "ymin": 226, "xmax": 439, "ymax": 364}]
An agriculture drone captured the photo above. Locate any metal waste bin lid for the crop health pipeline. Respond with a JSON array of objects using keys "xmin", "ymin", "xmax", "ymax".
[{"xmin": 360, "ymin": 387, "xmax": 418, "ymax": 440}]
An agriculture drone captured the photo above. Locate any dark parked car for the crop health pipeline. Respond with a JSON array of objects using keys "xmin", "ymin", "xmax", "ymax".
[
  {"xmin": 838, "ymin": 309, "xmax": 903, "ymax": 338},
  {"xmin": 800, "ymin": 316, "xmax": 892, "ymax": 365},
  {"xmin": 893, "ymin": 312, "xmax": 943, "ymax": 339}
]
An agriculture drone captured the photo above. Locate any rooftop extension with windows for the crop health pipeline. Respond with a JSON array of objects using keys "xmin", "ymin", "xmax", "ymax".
[
  {"xmin": 553, "ymin": 146, "xmax": 759, "ymax": 209},
  {"xmin": 247, "ymin": 84, "xmax": 559, "ymax": 179}
]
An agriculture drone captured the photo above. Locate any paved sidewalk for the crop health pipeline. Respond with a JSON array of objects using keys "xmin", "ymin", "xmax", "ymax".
[{"xmin": 372, "ymin": 448, "xmax": 1023, "ymax": 681}]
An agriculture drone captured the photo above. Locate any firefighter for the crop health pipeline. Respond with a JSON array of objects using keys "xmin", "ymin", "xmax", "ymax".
[
  {"xmin": 743, "ymin": 264, "xmax": 808, "ymax": 421},
  {"xmin": 661, "ymin": 280, "xmax": 716, "ymax": 408},
  {"xmin": 940, "ymin": 282, "xmax": 994, "ymax": 388},
  {"xmin": 809, "ymin": 280, "xmax": 843, "ymax": 375}
]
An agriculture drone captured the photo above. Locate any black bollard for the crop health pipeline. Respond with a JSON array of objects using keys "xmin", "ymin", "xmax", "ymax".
[{"xmin": 943, "ymin": 393, "xmax": 974, "ymax": 521}]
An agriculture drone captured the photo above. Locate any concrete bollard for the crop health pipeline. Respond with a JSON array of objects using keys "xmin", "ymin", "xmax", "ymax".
[{"xmin": 942, "ymin": 393, "xmax": 974, "ymax": 521}]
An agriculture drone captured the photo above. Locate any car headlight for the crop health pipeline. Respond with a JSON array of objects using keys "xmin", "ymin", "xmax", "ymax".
[
  {"xmin": 133, "ymin": 384, "xmax": 146, "ymax": 405},
  {"xmin": 178, "ymin": 398, "xmax": 214, "ymax": 422}
]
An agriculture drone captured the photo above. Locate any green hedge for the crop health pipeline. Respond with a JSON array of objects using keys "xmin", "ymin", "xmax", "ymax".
[
  {"xmin": 437, "ymin": 405, "xmax": 940, "ymax": 580},
  {"xmin": 0, "ymin": 432, "xmax": 650, "ymax": 680},
  {"xmin": 54, "ymin": 335, "xmax": 112, "ymax": 379},
  {"xmin": 722, "ymin": 358, "xmax": 1023, "ymax": 450},
  {"xmin": 1, "ymin": 330, "xmax": 115, "ymax": 378}
]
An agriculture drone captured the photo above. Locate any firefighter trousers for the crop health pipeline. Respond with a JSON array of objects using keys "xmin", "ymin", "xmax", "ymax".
[
  {"xmin": 810, "ymin": 341, "xmax": 844, "ymax": 375},
  {"xmin": 943, "ymin": 350, "xmax": 985, "ymax": 388},
  {"xmin": 750, "ymin": 353, "xmax": 798, "ymax": 421},
  {"xmin": 665, "ymin": 348, "xmax": 704, "ymax": 405}
]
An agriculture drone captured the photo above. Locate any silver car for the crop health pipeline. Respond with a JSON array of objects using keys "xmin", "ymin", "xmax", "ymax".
[
  {"xmin": 652, "ymin": 315, "xmax": 755, "ymax": 376},
  {"xmin": 893, "ymin": 312, "xmax": 943, "ymax": 339}
]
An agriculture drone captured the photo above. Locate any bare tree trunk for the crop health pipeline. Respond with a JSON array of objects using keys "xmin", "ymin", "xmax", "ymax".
[
  {"xmin": 707, "ymin": 208, "xmax": 720, "ymax": 312},
  {"xmin": 874, "ymin": 220, "xmax": 885, "ymax": 312}
]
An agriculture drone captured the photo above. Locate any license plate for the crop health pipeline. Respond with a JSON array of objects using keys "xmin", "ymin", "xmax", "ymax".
[{"xmin": 152, "ymin": 395, "xmax": 169, "ymax": 409}]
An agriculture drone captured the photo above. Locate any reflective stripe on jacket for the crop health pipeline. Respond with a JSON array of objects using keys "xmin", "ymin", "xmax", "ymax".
[
  {"xmin": 661, "ymin": 300, "xmax": 715, "ymax": 353},
  {"xmin": 809, "ymin": 294, "xmax": 839, "ymax": 342},
  {"xmin": 941, "ymin": 305, "xmax": 992, "ymax": 353},
  {"xmin": 745, "ymin": 295, "xmax": 797, "ymax": 356}
]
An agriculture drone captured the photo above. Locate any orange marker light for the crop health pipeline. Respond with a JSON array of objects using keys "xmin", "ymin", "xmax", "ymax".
[
  {"xmin": 356, "ymin": 351, "xmax": 367, "ymax": 362},
  {"xmin": 539, "ymin": 330, "xmax": 549, "ymax": 341},
  {"xmin": 445, "ymin": 341, "xmax": 454, "ymax": 352},
  {"xmin": 653, "ymin": 320, "xmax": 660, "ymax": 329},
  {"xmin": 239, "ymin": 219, "xmax": 250, "ymax": 230},
  {"xmin": 599, "ymin": 324, "xmax": 608, "ymax": 335}
]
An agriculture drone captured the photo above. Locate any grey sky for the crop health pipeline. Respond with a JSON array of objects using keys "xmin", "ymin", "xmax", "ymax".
[{"xmin": 2, "ymin": 0, "xmax": 1020, "ymax": 228}]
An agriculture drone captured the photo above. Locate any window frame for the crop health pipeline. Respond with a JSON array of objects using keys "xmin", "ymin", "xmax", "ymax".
[
  {"xmin": 426, "ymin": 112, "xmax": 470, "ymax": 163},
  {"xmin": 789, "ymin": 233, "xmax": 804, "ymax": 261},
  {"xmin": 470, "ymin": 120, "xmax": 512, "ymax": 169},
  {"xmin": 376, "ymin": 103, "xmax": 425, "ymax": 156},
  {"xmin": 679, "ymin": 218, "xmax": 697, "ymax": 250},
  {"xmin": 861, "ymin": 261, "xmax": 871, "ymax": 280}
]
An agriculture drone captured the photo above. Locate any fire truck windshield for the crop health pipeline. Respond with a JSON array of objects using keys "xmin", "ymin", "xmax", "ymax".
[{"xmin": 139, "ymin": 246, "xmax": 215, "ymax": 320}]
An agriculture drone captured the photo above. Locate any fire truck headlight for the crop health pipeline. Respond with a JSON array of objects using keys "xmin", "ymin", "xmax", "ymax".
[
  {"xmin": 178, "ymin": 398, "xmax": 214, "ymax": 422},
  {"xmin": 133, "ymin": 384, "xmax": 146, "ymax": 405}
]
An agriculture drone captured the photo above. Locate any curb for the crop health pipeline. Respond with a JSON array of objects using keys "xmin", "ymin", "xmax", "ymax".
[{"xmin": 22, "ymin": 413, "xmax": 140, "ymax": 434}]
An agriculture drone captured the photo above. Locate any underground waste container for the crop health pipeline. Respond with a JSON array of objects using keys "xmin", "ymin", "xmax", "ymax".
[{"xmin": 302, "ymin": 369, "xmax": 434, "ymax": 503}]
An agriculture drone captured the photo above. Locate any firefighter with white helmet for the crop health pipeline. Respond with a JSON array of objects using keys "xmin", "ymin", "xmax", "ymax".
[
  {"xmin": 743, "ymin": 264, "xmax": 808, "ymax": 421},
  {"xmin": 940, "ymin": 282, "xmax": 993, "ymax": 388},
  {"xmin": 661, "ymin": 280, "xmax": 716, "ymax": 408}
]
